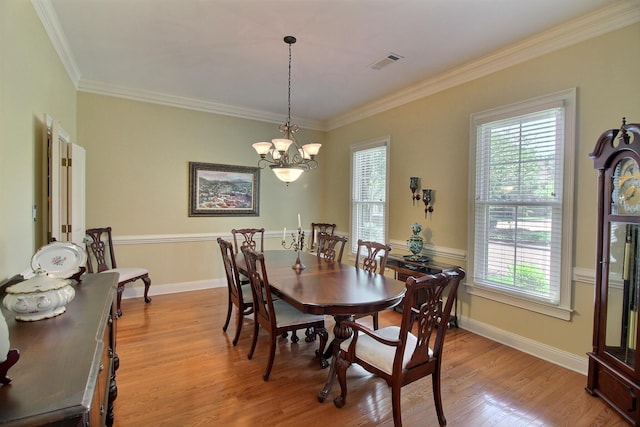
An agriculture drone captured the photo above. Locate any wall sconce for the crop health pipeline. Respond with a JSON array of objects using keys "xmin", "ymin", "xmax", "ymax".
[
  {"xmin": 409, "ymin": 177, "xmax": 421, "ymax": 205},
  {"xmin": 422, "ymin": 189, "xmax": 434, "ymax": 218}
]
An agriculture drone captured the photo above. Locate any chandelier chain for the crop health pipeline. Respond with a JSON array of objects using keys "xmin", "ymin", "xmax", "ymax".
[{"xmin": 288, "ymin": 41, "xmax": 292, "ymax": 125}]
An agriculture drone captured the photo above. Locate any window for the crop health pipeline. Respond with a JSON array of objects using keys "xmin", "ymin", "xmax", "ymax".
[
  {"xmin": 351, "ymin": 137, "xmax": 389, "ymax": 254},
  {"xmin": 468, "ymin": 89, "xmax": 575, "ymax": 320}
]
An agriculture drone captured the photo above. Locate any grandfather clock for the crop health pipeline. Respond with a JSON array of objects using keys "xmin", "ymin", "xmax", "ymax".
[{"xmin": 588, "ymin": 118, "xmax": 640, "ymax": 424}]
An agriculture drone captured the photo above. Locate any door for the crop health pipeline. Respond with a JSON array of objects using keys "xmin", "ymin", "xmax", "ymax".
[{"xmin": 45, "ymin": 115, "xmax": 86, "ymax": 246}]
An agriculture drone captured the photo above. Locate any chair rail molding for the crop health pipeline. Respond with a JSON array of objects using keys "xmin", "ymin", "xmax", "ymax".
[
  {"xmin": 112, "ymin": 231, "xmax": 282, "ymax": 245},
  {"xmin": 573, "ymin": 267, "xmax": 595, "ymax": 285}
]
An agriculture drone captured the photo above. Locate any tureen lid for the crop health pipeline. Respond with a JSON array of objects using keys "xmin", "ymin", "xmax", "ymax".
[{"xmin": 6, "ymin": 273, "xmax": 73, "ymax": 294}]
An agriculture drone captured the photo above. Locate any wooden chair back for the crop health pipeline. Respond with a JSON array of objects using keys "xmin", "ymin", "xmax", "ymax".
[
  {"xmin": 217, "ymin": 237, "xmax": 244, "ymax": 311},
  {"xmin": 310, "ymin": 222, "xmax": 336, "ymax": 250},
  {"xmin": 218, "ymin": 237, "xmax": 254, "ymax": 345},
  {"xmin": 354, "ymin": 239, "xmax": 391, "ymax": 273},
  {"xmin": 241, "ymin": 247, "xmax": 277, "ymax": 329},
  {"xmin": 402, "ymin": 270, "xmax": 463, "ymax": 372},
  {"xmin": 231, "ymin": 228, "xmax": 265, "ymax": 254},
  {"xmin": 316, "ymin": 233, "xmax": 348, "ymax": 263},
  {"xmin": 353, "ymin": 239, "xmax": 392, "ymax": 329},
  {"xmin": 85, "ymin": 226, "xmax": 117, "ymax": 272}
]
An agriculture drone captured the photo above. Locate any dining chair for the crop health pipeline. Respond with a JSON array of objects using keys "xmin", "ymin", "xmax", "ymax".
[
  {"xmin": 309, "ymin": 232, "xmax": 348, "ymax": 346},
  {"xmin": 241, "ymin": 246, "xmax": 329, "ymax": 381},
  {"xmin": 231, "ymin": 227, "xmax": 299, "ymax": 341},
  {"xmin": 354, "ymin": 239, "xmax": 392, "ymax": 329},
  {"xmin": 231, "ymin": 228, "xmax": 265, "ymax": 254},
  {"xmin": 316, "ymin": 232, "xmax": 348, "ymax": 263},
  {"xmin": 85, "ymin": 226, "xmax": 152, "ymax": 317},
  {"xmin": 218, "ymin": 237, "xmax": 254, "ymax": 346},
  {"xmin": 310, "ymin": 222, "xmax": 336, "ymax": 252},
  {"xmin": 333, "ymin": 269, "xmax": 465, "ymax": 427}
]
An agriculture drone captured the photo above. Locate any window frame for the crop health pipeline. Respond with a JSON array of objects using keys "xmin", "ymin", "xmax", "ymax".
[
  {"xmin": 467, "ymin": 89, "xmax": 576, "ymax": 320},
  {"xmin": 350, "ymin": 136, "xmax": 390, "ymax": 255}
]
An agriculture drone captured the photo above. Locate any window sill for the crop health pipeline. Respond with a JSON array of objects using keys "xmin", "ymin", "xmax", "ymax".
[{"xmin": 465, "ymin": 282, "xmax": 573, "ymax": 321}]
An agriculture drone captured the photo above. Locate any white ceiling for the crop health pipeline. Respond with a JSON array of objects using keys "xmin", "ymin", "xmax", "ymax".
[{"xmin": 37, "ymin": 0, "xmax": 637, "ymax": 129}]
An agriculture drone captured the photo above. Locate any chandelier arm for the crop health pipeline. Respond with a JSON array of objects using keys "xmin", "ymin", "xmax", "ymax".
[
  {"xmin": 257, "ymin": 158, "xmax": 273, "ymax": 169},
  {"xmin": 290, "ymin": 150, "xmax": 304, "ymax": 164}
]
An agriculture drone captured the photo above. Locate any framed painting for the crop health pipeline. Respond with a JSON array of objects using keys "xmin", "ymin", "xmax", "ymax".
[{"xmin": 189, "ymin": 162, "xmax": 260, "ymax": 216}]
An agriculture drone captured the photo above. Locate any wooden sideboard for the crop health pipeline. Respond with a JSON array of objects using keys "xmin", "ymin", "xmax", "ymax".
[
  {"xmin": 0, "ymin": 273, "xmax": 118, "ymax": 427},
  {"xmin": 386, "ymin": 254, "xmax": 460, "ymax": 326}
]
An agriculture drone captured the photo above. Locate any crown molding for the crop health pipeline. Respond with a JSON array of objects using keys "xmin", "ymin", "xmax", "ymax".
[
  {"xmin": 325, "ymin": 0, "xmax": 640, "ymax": 130},
  {"xmin": 77, "ymin": 79, "xmax": 325, "ymax": 131},
  {"xmin": 31, "ymin": 0, "xmax": 81, "ymax": 87}
]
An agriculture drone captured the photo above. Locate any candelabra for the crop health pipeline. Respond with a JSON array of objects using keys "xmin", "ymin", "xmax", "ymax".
[{"xmin": 282, "ymin": 227, "xmax": 306, "ymax": 272}]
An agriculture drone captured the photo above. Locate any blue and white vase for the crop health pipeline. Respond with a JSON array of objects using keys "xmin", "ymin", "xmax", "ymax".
[{"xmin": 407, "ymin": 223, "xmax": 424, "ymax": 259}]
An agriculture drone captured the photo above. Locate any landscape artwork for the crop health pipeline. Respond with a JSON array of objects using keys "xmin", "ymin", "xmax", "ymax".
[{"xmin": 188, "ymin": 162, "xmax": 259, "ymax": 216}]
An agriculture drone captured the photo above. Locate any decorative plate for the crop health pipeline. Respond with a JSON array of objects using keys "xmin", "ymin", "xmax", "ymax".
[{"xmin": 30, "ymin": 242, "xmax": 87, "ymax": 278}]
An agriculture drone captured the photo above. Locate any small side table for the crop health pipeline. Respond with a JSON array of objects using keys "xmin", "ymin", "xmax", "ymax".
[{"xmin": 386, "ymin": 254, "xmax": 460, "ymax": 327}]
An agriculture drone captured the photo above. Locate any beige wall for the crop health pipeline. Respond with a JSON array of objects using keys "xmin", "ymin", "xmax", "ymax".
[
  {"xmin": 0, "ymin": 0, "xmax": 76, "ymax": 279},
  {"xmin": 322, "ymin": 23, "xmax": 640, "ymax": 358}
]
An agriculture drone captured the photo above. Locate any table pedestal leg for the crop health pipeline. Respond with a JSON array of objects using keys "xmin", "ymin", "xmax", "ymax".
[{"xmin": 318, "ymin": 315, "xmax": 352, "ymax": 403}]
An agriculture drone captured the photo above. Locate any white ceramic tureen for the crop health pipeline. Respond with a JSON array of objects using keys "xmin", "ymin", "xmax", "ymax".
[
  {"xmin": 2, "ymin": 242, "xmax": 86, "ymax": 322},
  {"xmin": 3, "ymin": 273, "xmax": 76, "ymax": 321}
]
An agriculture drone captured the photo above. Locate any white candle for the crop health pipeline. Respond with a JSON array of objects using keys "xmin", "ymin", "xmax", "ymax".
[
  {"xmin": 283, "ymin": 227, "xmax": 286, "ymax": 241},
  {"xmin": 298, "ymin": 213, "xmax": 301, "ymax": 228}
]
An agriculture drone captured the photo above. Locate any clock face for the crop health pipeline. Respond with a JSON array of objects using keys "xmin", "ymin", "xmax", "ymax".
[{"xmin": 617, "ymin": 158, "xmax": 640, "ymax": 215}]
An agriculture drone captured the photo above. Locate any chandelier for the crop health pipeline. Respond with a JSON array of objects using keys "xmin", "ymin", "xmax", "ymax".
[{"xmin": 252, "ymin": 36, "xmax": 321, "ymax": 183}]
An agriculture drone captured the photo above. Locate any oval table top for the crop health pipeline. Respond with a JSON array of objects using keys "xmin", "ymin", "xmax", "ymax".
[{"xmin": 238, "ymin": 250, "xmax": 406, "ymax": 316}]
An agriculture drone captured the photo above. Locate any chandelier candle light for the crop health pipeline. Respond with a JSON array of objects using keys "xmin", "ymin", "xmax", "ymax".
[
  {"xmin": 282, "ymin": 213, "xmax": 306, "ymax": 272},
  {"xmin": 252, "ymin": 36, "xmax": 321, "ymax": 184}
]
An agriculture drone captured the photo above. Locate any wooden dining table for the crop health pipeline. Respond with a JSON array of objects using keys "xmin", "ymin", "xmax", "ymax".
[{"xmin": 237, "ymin": 249, "xmax": 407, "ymax": 402}]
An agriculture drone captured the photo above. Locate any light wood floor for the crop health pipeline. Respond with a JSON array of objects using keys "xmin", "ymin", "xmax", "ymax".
[{"xmin": 112, "ymin": 288, "xmax": 627, "ymax": 426}]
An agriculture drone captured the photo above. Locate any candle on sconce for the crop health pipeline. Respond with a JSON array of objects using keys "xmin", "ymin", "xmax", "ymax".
[
  {"xmin": 298, "ymin": 213, "xmax": 301, "ymax": 228},
  {"xmin": 283, "ymin": 227, "xmax": 286, "ymax": 241}
]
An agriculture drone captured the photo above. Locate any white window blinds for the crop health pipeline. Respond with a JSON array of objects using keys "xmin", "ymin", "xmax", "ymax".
[
  {"xmin": 351, "ymin": 139, "xmax": 388, "ymax": 254},
  {"xmin": 473, "ymin": 106, "xmax": 565, "ymax": 304}
]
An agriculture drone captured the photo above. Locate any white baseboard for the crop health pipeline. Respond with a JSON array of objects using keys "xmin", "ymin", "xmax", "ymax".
[
  {"xmin": 460, "ymin": 316, "xmax": 588, "ymax": 375},
  {"xmin": 121, "ymin": 278, "xmax": 226, "ymax": 299}
]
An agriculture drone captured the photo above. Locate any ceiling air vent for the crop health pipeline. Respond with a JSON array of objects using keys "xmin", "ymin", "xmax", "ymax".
[{"xmin": 369, "ymin": 53, "xmax": 404, "ymax": 70}]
